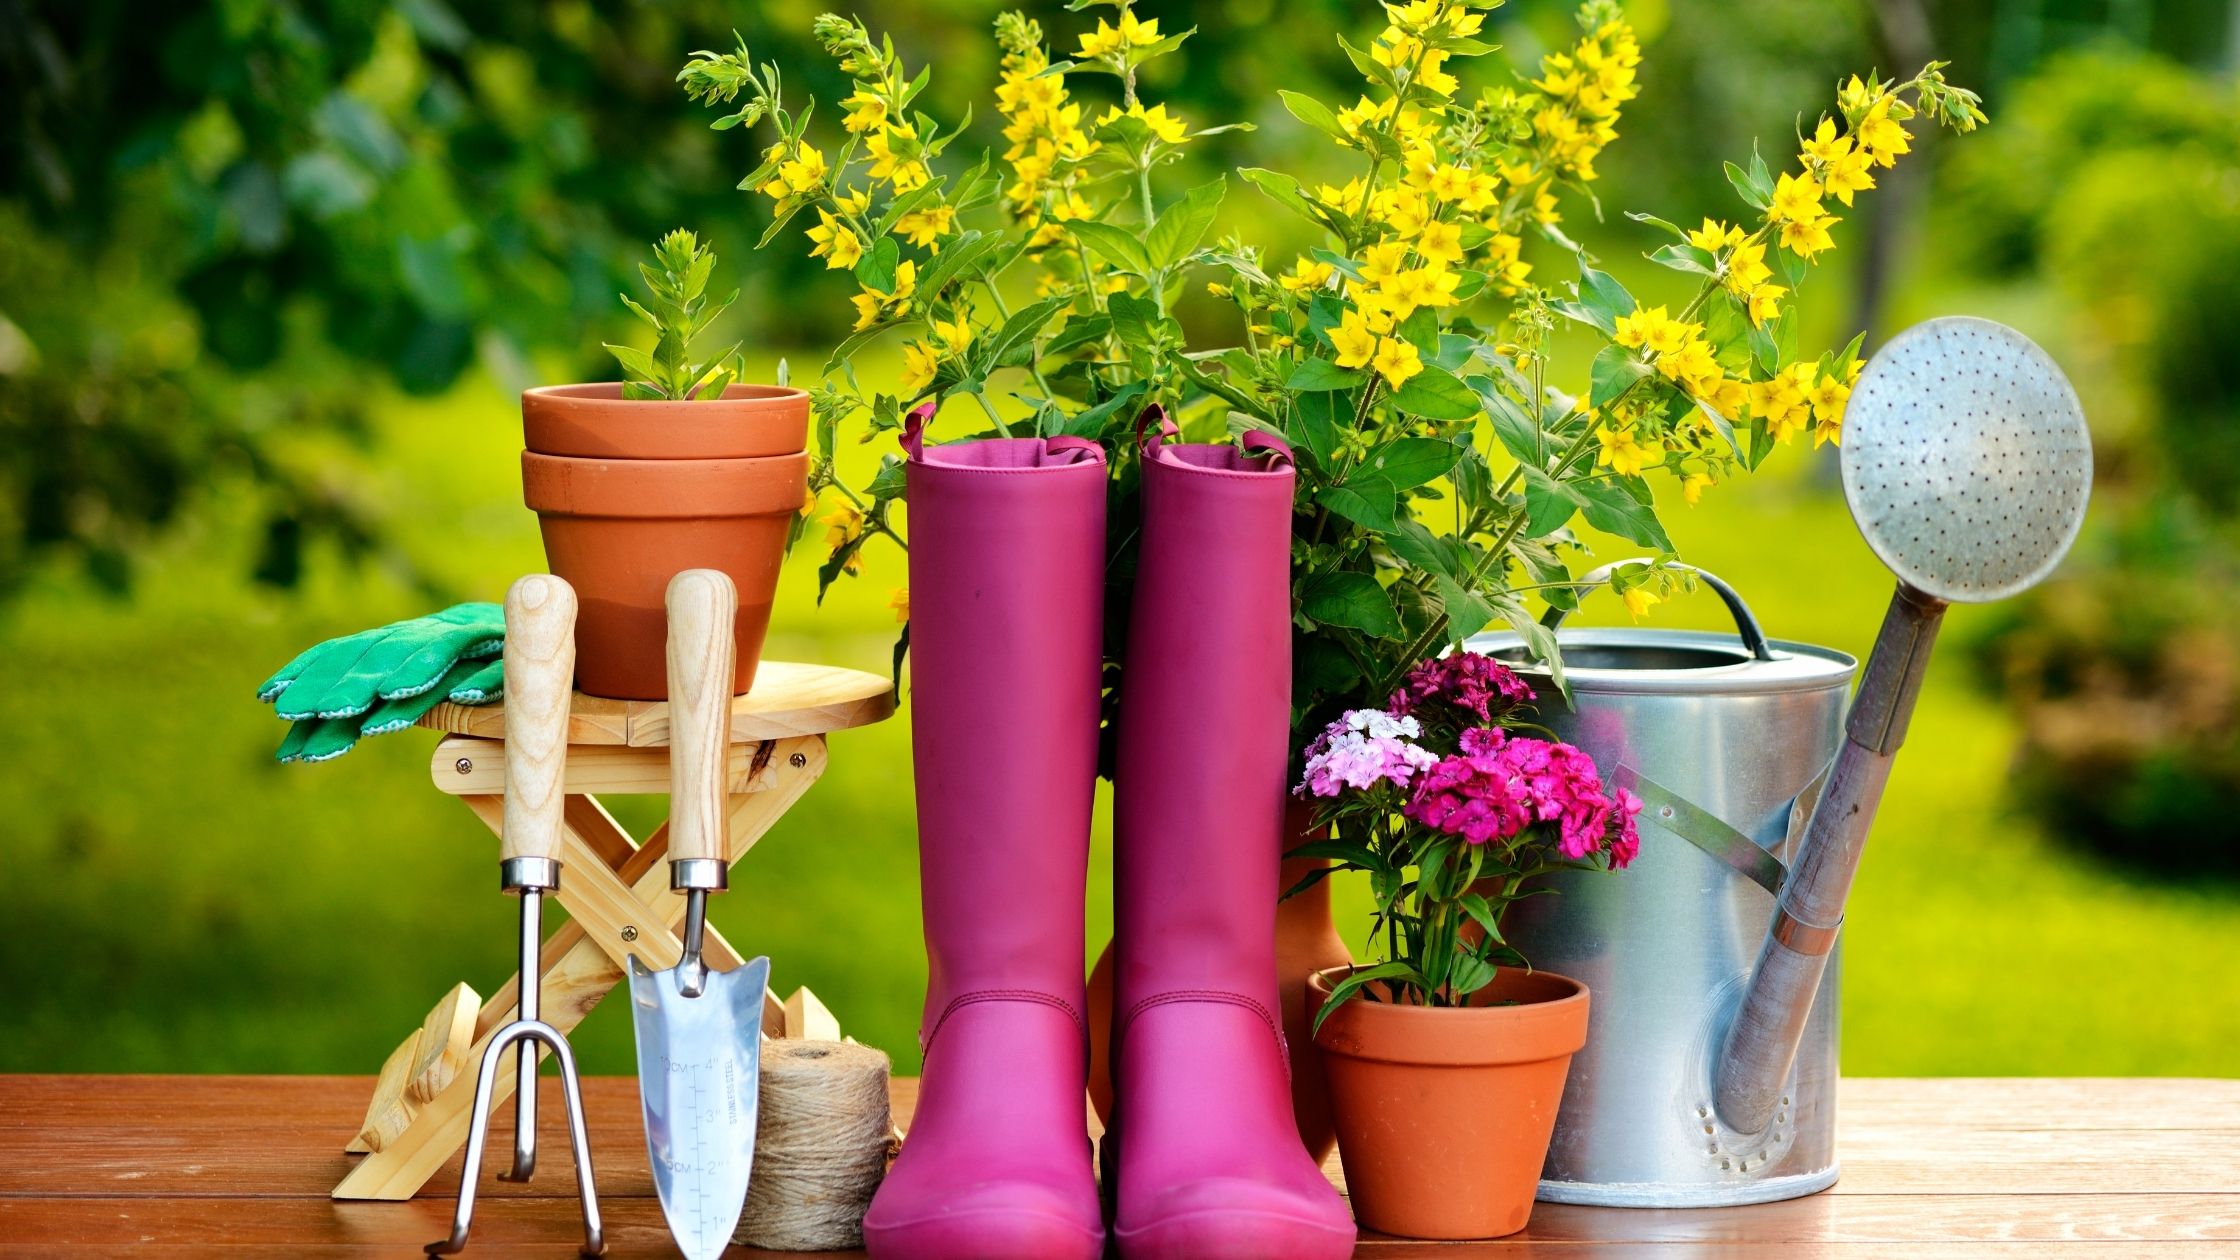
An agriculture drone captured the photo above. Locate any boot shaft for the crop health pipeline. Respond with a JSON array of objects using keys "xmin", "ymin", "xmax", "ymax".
[
  {"xmin": 905, "ymin": 419, "xmax": 1108, "ymax": 1037},
  {"xmin": 1112, "ymin": 417, "xmax": 1297, "ymax": 1020}
]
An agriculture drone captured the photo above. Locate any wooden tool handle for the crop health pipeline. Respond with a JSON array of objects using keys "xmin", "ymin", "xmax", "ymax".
[
  {"xmin": 500, "ymin": 575, "xmax": 577, "ymax": 863},
  {"xmin": 665, "ymin": 569, "xmax": 737, "ymax": 865}
]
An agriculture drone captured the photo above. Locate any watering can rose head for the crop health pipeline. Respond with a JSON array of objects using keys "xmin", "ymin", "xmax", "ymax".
[{"xmin": 1294, "ymin": 651, "xmax": 1640, "ymax": 1025}]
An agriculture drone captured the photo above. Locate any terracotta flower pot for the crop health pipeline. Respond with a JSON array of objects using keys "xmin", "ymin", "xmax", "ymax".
[
  {"xmin": 520, "ymin": 383, "xmax": 809, "ymax": 700},
  {"xmin": 1085, "ymin": 798, "xmax": 1352, "ymax": 1160},
  {"xmin": 1310, "ymin": 965, "xmax": 1590, "ymax": 1240}
]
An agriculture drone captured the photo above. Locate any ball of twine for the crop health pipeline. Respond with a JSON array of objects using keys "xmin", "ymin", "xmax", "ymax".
[{"xmin": 735, "ymin": 1038, "xmax": 896, "ymax": 1252}]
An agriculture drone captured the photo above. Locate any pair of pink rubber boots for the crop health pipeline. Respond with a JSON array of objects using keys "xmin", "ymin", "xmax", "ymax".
[{"xmin": 861, "ymin": 407, "xmax": 1355, "ymax": 1260}]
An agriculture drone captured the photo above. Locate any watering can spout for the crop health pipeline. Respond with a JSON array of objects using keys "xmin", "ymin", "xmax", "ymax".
[
  {"xmin": 1709, "ymin": 316, "xmax": 2091, "ymax": 1135},
  {"xmin": 1712, "ymin": 588, "xmax": 1941, "ymax": 1133}
]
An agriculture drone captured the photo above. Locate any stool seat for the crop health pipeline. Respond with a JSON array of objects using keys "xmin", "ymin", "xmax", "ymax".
[{"xmin": 415, "ymin": 660, "xmax": 895, "ymax": 745}]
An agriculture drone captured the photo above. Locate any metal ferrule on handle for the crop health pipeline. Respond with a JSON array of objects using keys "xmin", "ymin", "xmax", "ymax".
[{"xmin": 1714, "ymin": 586, "xmax": 1947, "ymax": 1135}]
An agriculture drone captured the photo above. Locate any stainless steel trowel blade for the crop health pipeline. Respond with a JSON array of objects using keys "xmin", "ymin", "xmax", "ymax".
[{"xmin": 628, "ymin": 953, "xmax": 769, "ymax": 1260}]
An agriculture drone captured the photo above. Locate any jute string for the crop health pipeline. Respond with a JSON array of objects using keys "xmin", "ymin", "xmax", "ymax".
[{"xmin": 734, "ymin": 1038, "xmax": 897, "ymax": 1252}]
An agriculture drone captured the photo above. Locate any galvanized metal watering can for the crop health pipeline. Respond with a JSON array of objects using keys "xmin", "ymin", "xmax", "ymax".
[{"xmin": 1472, "ymin": 318, "xmax": 2093, "ymax": 1206}]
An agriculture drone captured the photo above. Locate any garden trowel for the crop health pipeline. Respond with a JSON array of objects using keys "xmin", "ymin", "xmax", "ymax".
[{"xmin": 629, "ymin": 569, "xmax": 767, "ymax": 1260}]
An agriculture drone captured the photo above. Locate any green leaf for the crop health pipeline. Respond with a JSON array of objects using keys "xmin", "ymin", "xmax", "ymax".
[
  {"xmin": 1068, "ymin": 220, "xmax": 1153, "ymax": 274},
  {"xmin": 1364, "ymin": 436, "xmax": 1463, "ymax": 490},
  {"xmin": 1279, "ymin": 89, "xmax": 1348, "ymax": 141},
  {"xmin": 1520, "ymin": 466, "xmax": 1582, "ymax": 535},
  {"xmin": 1144, "ymin": 176, "xmax": 1226, "ymax": 271},
  {"xmin": 1312, "ymin": 961, "xmax": 1422, "ymax": 1036},
  {"xmin": 1387, "ymin": 365, "xmax": 1479, "ymax": 421},
  {"xmin": 1299, "ymin": 571, "xmax": 1401, "ymax": 635},
  {"xmin": 1626, "ymin": 211, "xmax": 1688, "ymax": 239},
  {"xmin": 972, "ymin": 295, "xmax": 1069, "ymax": 376},
  {"xmin": 1286, "ymin": 836, "xmax": 1391, "ymax": 873},
  {"xmin": 1288, "ymin": 389, "xmax": 1347, "ymax": 468},
  {"xmin": 1479, "ymin": 382, "xmax": 1543, "ymax": 466},
  {"xmin": 1576, "ymin": 475, "xmax": 1674, "ymax": 550},
  {"xmin": 1315, "ymin": 477, "xmax": 1398, "ymax": 531},
  {"xmin": 1435, "ymin": 575, "xmax": 1495, "ymax": 643},
  {"xmin": 1577, "ymin": 263, "xmax": 1636, "ymax": 334},
  {"xmin": 1046, "ymin": 313, "xmax": 1113, "ymax": 356},
  {"xmin": 1381, "ymin": 519, "xmax": 1457, "ymax": 578},
  {"xmin": 1648, "ymin": 242, "xmax": 1718, "ymax": 277},
  {"xmin": 1238, "ymin": 167, "xmax": 1327, "ymax": 228},
  {"xmin": 1059, "ymin": 381, "xmax": 1146, "ymax": 437},
  {"xmin": 1589, "ymin": 344, "xmax": 1653, "ymax": 408},
  {"xmin": 1288, "ymin": 357, "xmax": 1365, "ymax": 391},
  {"xmin": 1106, "ymin": 293, "xmax": 1167, "ymax": 347},
  {"xmin": 912, "ymin": 229, "xmax": 999, "ymax": 297},
  {"xmin": 854, "ymin": 235, "xmax": 900, "ymax": 295}
]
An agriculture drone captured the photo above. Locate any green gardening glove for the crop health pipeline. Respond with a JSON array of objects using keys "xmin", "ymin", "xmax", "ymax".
[
  {"xmin": 259, "ymin": 603, "xmax": 505, "ymax": 720},
  {"xmin": 275, "ymin": 654, "xmax": 506, "ymax": 763}
]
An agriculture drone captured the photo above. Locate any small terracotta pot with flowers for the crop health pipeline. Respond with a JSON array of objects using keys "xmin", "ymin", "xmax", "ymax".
[
  {"xmin": 1293, "ymin": 650, "xmax": 1641, "ymax": 1241},
  {"xmin": 521, "ymin": 230, "xmax": 810, "ymax": 700}
]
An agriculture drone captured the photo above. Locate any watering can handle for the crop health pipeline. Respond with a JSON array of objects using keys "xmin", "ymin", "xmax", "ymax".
[{"xmin": 1539, "ymin": 561, "xmax": 1776, "ymax": 662}]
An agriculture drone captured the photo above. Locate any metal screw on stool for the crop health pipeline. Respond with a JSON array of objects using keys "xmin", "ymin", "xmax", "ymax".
[
  {"xmin": 620, "ymin": 926, "xmax": 639, "ymax": 943},
  {"xmin": 456, "ymin": 758, "xmax": 474, "ymax": 775},
  {"xmin": 789, "ymin": 752, "xmax": 806, "ymax": 768}
]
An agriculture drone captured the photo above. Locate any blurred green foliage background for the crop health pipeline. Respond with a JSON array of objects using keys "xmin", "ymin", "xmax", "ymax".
[{"xmin": 3, "ymin": 0, "xmax": 2237, "ymax": 1079}]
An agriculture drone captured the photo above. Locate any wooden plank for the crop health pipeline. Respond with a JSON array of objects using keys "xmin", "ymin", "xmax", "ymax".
[
  {"xmin": 403, "ymin": 983, "xmax": 480, "ymax": 1107},
  {"xmin": 417, "ymin": 660, "xmax": 894, "ymax": 746},
  {"xmin": 430, "ymin": 735, "xmax": 781, "ymax": 795},
  {"xmin": 347, "ymin": 1030, "xmax": 422, "ymax": 1154},
  {"xmin": 10, "ymin": 1075, "xmax": 2240, "ymax": 1256}
]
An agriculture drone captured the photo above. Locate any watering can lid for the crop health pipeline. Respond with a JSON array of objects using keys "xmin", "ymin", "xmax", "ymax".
[{"xmin": 1465, "ymin": 627, "xmax": 1857, "ymax": 697}]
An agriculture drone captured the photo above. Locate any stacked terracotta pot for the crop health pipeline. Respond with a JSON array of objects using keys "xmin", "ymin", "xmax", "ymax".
[{"xmin": 520, "ymin": 383, "xmax": 809, "ymax": 700}]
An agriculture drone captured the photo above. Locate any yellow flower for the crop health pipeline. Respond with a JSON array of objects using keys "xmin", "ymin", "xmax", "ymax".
[
  {"xmin": 1416, "ymin": 220, "xmax": 1464, "ymax": 266},
  {"xmin": 930, "ymin": 314, "xmax": 973, "ymax": 351},
  {"xmin": 799, "ymin": 486, "xmax": 819, "ymax": 517},
  {"xmin": 1778, "ymin": 212, "xmax": 1838, "ymax": 259},
  {"xmin": 1118, "ymin": 9, "xmax": 1162, "ymax": 46},
  {"xmin": 848, "ymin": 261, "xmax": 916, "ymax": 331},
  {"xmin": 1745, "ymin": 283, "xmax": 1784, "ymax": 327},
  {"xmin": 888, "ymin": 586, "xmax": 910, "ymax": 624},
  {"xmin": 1681, "ymin": 472, "xmax": 1715, "ymax": 506},
  {"xmin": 1485, "ymin": 232, "xmax": 1531, "ymax": 295},
  {"xmin": 821, "ymin": 503, "xmax": 865, "ymax": 549},
  {"xmin": 1822, "ymin": 145, "xmax": 1876, "ymax": 206},
  {"xmin": 1328, "ymin": 309, "xmax": 1379, "ymax": 369},
  {"xmin": 805, "ymin": 210, "xmax": 864, "ymax": 271},
  {"xmin": 1689, "ymin": 218, "xmax": 1745, "ymax": 254},
  {"xmin": 1724, "ymin": 240, "xmax": 1773, "ymax": 293},
  {"xmin": 1768, "ymin": 170, "xmax": 1823, "ymax": 224},
  {"xmin": 892, "ymin": 260, "xmax": 918, "ymax": 300},
  {"xmin": 774, "ymin": 145, "xmax": 826, "ymax": 196},
  {"xmin": 1597, "ymin": 424, "xmax": 1657, "ymax": 477},
  {"xmin": 1098, "ymin": 102, "xmax": 1188, "ymax": 145},
  {"xmin": 893, "ymin": 204, "xmax": 957, "ymax": 249},
  {"xmin": 842, "ymin": 90, "xmax": 888, "ymax": 134},
  {"xmin": 1857, "ymin": 102, "xmax": 1911, "ymax": 167},
  {"xmin": 1425, "ymin": 163, "xmax": 1474, "ymax": 203},
  {"xmin": 1358, "ymin": 240, "xmax": 1411, "ymax": 285},
  {"xmin": 1371, "ymin": 336, "xmax": 1423, "ymax": 389},
  {"xmin": 833, "ymin": 186, "xmax": 871, "ymax": 216},
  {"xmin": 1076, "ymin": 18, "xmax": 1124, "ymax": 59},
  {"xmin": 1808, "ymin": 370, "xmax": 1851, "ymax": 446},
  {"xmin": 1280, "ymin": 258, "xmax": 1336, "ymax": 295},
  {"xmin": 898, "ymin": 341, "xmax": 940, "ymax": 396},
  {"xmin": 1380, "ymin": 265, "xmax": 1459, "ymax": 320},
  {"xmin": 865, "ymin": 126, "xmax": 927, "ymax": 190},
  {"xmin": 1801, "ymin": 117, "xmax": 1850, "ymax": 166},
  {"xmin": 1621, "ymin": 583, "xmax": 1662, "ymax": 620}
]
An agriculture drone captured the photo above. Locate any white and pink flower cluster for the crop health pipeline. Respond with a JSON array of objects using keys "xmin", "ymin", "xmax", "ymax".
[{"xmin": 1296, "ymin": 652, "xmax": 1642, "ymax": 869}]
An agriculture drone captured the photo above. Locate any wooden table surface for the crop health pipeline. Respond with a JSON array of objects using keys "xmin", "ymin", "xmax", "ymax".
[{"xmin": 3, "ymin": 1075, "xmax": 2235, "ymax": 1256}]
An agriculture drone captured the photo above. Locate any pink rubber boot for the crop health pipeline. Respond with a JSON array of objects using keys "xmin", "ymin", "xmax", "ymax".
[
  {"xmin": 862, "ymin": 407, "xmax": 1108, "ymax": 1260},
  {"xmin": 1108, "ymin": 410, "xmax": 1357, "ymax": 1260}
]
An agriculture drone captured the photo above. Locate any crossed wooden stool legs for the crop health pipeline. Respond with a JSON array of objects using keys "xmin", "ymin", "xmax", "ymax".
[{"xmin": 332, "ymin": 732, "xmax": 827, "ymax": 1201}]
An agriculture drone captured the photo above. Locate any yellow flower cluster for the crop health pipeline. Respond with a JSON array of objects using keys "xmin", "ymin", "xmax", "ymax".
[
  {"xmin": 1752, "ymin": 359, "xmax": 1857, "ymax": 449},
  {"xmin": 848, "ymin": 259, "xmax": 916, "ymax": 331},
  {"xmin": 757, "ymin": 142, "xmax": 828, "ymax": 202},
  {"xmin": 896, "ymin": 313, "xmax": 974, "ymax": 396},
  {"xmin": 995, "ymin": 25, "xmax": 1092, "ymax": 244},
  {"xmin": 1763, "ymin": 81, "xmax": 1912, "ymax": 261},
  {"xmin": 1075, "ymin": 8, "xmax": 1164, "ymax": 60},
  {"xmin": 1525, "ymin": 19, "xmax": 1640, "ymax": 188},
  {"xmin": 1688, "ymin": 218, "xmax": 1783, "ymax": 328}
]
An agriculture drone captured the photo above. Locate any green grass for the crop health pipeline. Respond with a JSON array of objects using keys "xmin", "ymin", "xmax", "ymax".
[{"xmin": 0, "ymin": 347, "xmax": 2232, "ymax": 1080}]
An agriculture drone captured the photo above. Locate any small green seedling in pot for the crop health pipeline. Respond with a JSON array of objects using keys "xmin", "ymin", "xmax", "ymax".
[{"xmin": 605, "ymin": 228, "xmax": 744, "ymax": 400}]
